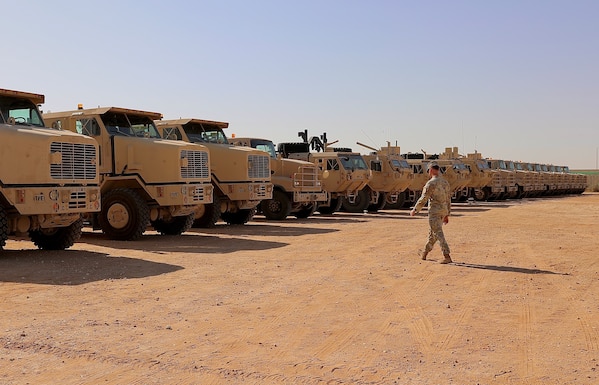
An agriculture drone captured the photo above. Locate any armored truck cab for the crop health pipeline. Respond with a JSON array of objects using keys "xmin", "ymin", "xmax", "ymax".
[
  {"xmin": 402, "ymin": 152, "xmax": 472, "ymax": 206},
  {"xmin": 487, "ymin": 159, "xmax": 518, "ymax": 199},
  {"xmin": 456, "ymin": 152, "xmax": 496, "ymax": 201},
  {"xmin": 278, "ymin": 142, "xmax": 370, "ymax": 214},
  {"xmin": 229, "ymin": 137, "xmax": 326, "ymax": 220},
  {"xmin": 155, "ymin": 119, "xmax": 272, "ymax": 226},
  {"xmin": 354, "ymin": 143, "xmax": 413, "ymax": 212},
  {"xmin": 513, "ymin": 161, "xmax": 534, "ymax": 198},
  {"xmin": 0, "ymin": 88, "xmax": 100, "ymax": 250},
  {"xmin": 43, "ymin": 108, "xmax": 212, "ymax": 240},
  {"xmin": 401, "ymin": 155, "xmax": 430, "ymax": 208}
]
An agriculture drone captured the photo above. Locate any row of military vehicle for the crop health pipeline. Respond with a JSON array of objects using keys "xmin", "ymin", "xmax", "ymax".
[
  {"xmin": 1, "ymin": 87, "xmax": 587, "ymax": 251},
  {"xmin": 2, "ymin": 87, "xmax": 335, "ymax": 250},
  {"xmin": 249, "ymin": 136, "xmax": 586, "ymax": 214}
]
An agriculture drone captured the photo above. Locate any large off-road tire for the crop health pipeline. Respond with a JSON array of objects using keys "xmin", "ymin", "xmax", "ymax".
[
  {"xmin": 29, "ymin": 218, "xmax": 83, "ymax": 250},
  {"xmin": 294, "ymin": 203, "xmax": 316, "ymax": 219},
  {"xmin": 367, "ymin": 192, "xmax": 387, "ymax": 212},
  {"xmin": 0, "ymin": 206, "xmax": 10, "ymax": 249},
  {"xmin": 402, "ymin": 190, "xmax": 421, "ymax": 208},
  {"xmin": 317, "ymin": 197, "xmax": 341, "ymax": 215},
  {"xmin": 193, "ymin": 194, "xmax": 221, "ymax": 228},
  {"xmin": 221, "ymin": 207, "xmax": 256, "ymax": 225},
  {"xmin": 152, "ymin": 213, "xmax": 195, "ymax": 235},
  {"xmin": 261, "ymin": 190, "xmax": 292, "ymax": 220},
  {"xmin": 341, "ymin": 189, "xmax": 370, "ymax": 213},
  {"xmin": 384, "ymin": 191, "xmax": 406, "ymax": 210},
  {"xmin": 98, "ymin": 188, "xmax": 149, "ymax": 241},
  {"xmin": 474, "ymin": 187, "xmax": 490, "ymax": 201}
]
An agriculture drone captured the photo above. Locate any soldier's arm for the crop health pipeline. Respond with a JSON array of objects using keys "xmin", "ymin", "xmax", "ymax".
[
  {"xmin": 446, "ymin": 182, "xmax": 452, "ymax": 215},
  {"xmin": 413, "ymin": 182, "xmax": 434, "ymax": 214}
]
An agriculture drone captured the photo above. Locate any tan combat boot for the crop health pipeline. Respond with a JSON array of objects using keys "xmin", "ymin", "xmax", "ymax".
[
  {"xmin": 420, "ymin": 250, "xmax": 429, "ymax": 260},
  {"xmin": 440, "ymin": 254, "xmax": 453, "ymax": 264}
]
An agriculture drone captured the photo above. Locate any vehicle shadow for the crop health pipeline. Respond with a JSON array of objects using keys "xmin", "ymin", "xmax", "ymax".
[
  {"xmin": 452, "ymin": 262, "xmax": 569, "ymax": 275},
  {"xmin": 200, "ymin": 222, "xmax": 339, "ymax": 236},
  {"xmin": 0, "ymin": 250, "xmax": 183, "ymax": 285},
  {"xmin": 449, "ymin": 207, "xmax": 493, "ymax": 213},
  {"xmin": 253, "ymin": 215, "xmax": 369, "ymax": 224},
  {"xmin": 80, "ymin": 231, "xmax": 288, "ymax": 254},
  {"xmin": 363, "ymin": 211, "xmax": 414, "ymax": 219}
]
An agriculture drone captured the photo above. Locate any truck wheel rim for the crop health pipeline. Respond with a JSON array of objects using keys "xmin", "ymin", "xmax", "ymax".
[
  {"xmin": 267, "ymin": 200, "xmax": 281, "ymax": 213},
  {"xmin": 107, "ymin": 203, "xmax": 130, "ymax": 229}
]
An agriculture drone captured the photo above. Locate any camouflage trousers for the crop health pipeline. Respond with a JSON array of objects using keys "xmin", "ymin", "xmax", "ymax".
[{"xmin": 424, "ymin": 214, "xmax": 450, "ymax": 255}]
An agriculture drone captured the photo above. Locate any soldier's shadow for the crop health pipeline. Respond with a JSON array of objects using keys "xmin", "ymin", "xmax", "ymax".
[{"xmin": 452, "ymin": 262, "xmax": 568, "ymax": 275}]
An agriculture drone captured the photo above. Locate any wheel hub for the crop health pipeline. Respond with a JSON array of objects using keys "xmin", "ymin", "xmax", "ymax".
[
  {"xmin": 106, "ymin": 203, "xmax": 130, "ymax": 229},
  {"xmin": 267, "ymin": 200, "xmax": 282, "ymax": 213}
]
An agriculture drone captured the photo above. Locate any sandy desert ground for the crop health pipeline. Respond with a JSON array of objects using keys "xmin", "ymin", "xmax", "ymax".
[{"xmin": 1, "ymin": 193, "xmax": 598, "ymax": 385}]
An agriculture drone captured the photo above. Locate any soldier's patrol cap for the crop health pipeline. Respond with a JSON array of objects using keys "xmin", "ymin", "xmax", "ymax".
[{"xmin": 427, "ymin": 161, "xmax": 440, "ymax": 170}]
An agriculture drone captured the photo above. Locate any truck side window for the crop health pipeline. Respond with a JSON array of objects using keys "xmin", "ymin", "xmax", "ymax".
[
  {"xmin": 371, "ymin": 161, "xmax": 382, "ymax": 172},
  {"xmin": 163, "ymin": 127, "xmax": 182, "ymax": 140},
  {"xmin": 326, "ymin": 159, "xmax": 339, "ymax": 171},
  {"xmin": 317, "ymin": 158, "xmax": 324, "ymax": 171},
  {"xmin": 76, "ymin": 118, "xmax": 100, "ymax": 136}
]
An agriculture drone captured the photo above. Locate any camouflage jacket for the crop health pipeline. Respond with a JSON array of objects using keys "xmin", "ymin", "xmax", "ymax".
[{"xmin": 413, "ymin": 175, "xmax": 451, "ymax": 216}]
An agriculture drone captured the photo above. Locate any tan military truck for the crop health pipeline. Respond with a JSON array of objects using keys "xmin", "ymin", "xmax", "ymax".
[
  {"xmin": 436, "ymin": 147, "xmax": 472, "ymax": 201},
  {"xmin": 399, "ymin": 154, "xmax": 430, "ymax": 208},
  {"xmin": 0, "ymin": 88, "xmax": 100, "ymax": 250},
  {"xmin": 442, "ymin": 147, "xmax": 503, "ymax": 201},
  {"xmin": 43, "ymin": 107, "xmax": 212, "ymax": 240},
  {"xmin": 401, "ymin": 151, "xmax": 471, "ymax": 205},
  {"xmin": 531, "ymin": 163, "xmax": 550, "ymax": 196},
  {"xmin": 277, "ymin": 134, "xmax": 370, "ymax": 214},
  {"xmin": 513, "ymin": 161, "xmax": 534, "ymax": 198},
  {"xmin": 353, "ymin": 142, "xmax": 413, "ymax": 211},
  {"xmin": 155, "ymin": 119, "xmax": 272, "ymax": 226},
  {"xmin": 435, "ymin": 148, "xmax": 497, "ymax": 201},
  {"xmin": 468, "ymin": 156, "xmax": 497, "ymax": 201},
  {"xmin": 487, "ymin": 159, "xmax": 518, "ymax": 199},
  {"xmin": 519, "ymin": 162, "xmax": 541, "ymax": 197},
  {"xmin": 540, "ymin": 164, "xmax": 558, "ymax": 195},
  {"xmin": 228, "ymin": 137, "xmax": 327, "ymax": 219},
  {"xmin": 565, "ymin": 167, "xmax": 586, "ymax": 194}
]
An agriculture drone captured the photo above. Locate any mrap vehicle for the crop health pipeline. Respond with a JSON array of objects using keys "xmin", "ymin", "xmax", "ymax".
[{"xmin": 229, "ymin": 137, "xmax": 327, "ymax": 220}]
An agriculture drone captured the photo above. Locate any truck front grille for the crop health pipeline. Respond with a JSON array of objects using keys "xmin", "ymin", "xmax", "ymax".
[
  {"xmin": 248, "ymin": 155, "xmax": 270, "ymax": 179},
  {"xmin": 68, "ymin": 190, "xmax": 88, "ymax": 209},
  {"xmin": 50, "ymin": 142, "xmax": 97, "ymax": 180},
  {"xmin": 191, "ymin": 186, "xmax": 206, "ymax": 202},
  {"xmin": 253, "ymin": 184, "xmax": 270, "ymax": 198},
  {"xmin": 294, "ymin": 165, "xmax": 321, "ymax": 191},
  {"xmin": 181, "ymin": 150, "xmax": 209, "ymax": 179}
]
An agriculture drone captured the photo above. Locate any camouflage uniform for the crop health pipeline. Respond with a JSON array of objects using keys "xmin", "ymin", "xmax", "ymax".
[{"xmin": 413, "ymin": 174, "xmax": 452, "ymax": 255}]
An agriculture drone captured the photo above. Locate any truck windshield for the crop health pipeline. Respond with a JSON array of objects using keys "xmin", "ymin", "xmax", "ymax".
[
  {"xmin": 453, "ymin": 163, "xmax": 469, "ymax": 171},
  {"xmin": 102, "ymin": 113, "xmax": 161, "ymax": 138},
  {"xmin": 0, "ymin": 96, "xmax": 45, "ymax": 127},
  {"xmin": 391, "ymin": 159, "xmax": 411, "ymax": 169},
  {"xmin": 184, "ymin": 123, "xmax": 228, "ymax": 144},
  {"xmin": 338, "ymin": 154, "xmax": 368, "ymax": 171},
  {"xmin": 476, "ymin": 160, "xmax": 490, "ymax": 170},
  {"xmin": 250, "ymin": 140, "xmax": 277, "ymax": 158}
]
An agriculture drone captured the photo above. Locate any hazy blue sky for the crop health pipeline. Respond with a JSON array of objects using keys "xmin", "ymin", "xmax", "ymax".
[{"xmin": 4, "ymin": 1, "xmax": 598, "ymax": 168}]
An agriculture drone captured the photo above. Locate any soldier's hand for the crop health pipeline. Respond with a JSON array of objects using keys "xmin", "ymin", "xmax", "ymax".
[{"xmin": 443, "ymin": 215, "xmax": 449, "ymax": 224}]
